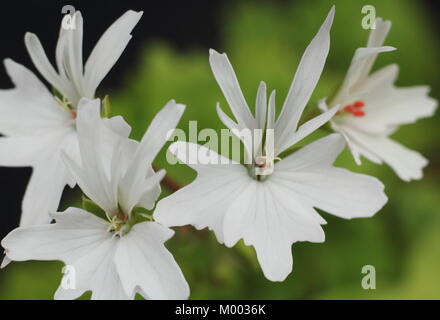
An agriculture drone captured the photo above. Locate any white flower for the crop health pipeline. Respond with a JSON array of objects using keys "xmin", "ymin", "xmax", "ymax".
[
  {"xmin": 1, "ymin": 99, "xmax": 189, "ymax": 300},
  {"xmin": 154, "ymin": 7, "xmax": 388, "ymax": 282},
  {"xmin": 0, "ymin": 10, "xmax": 142, "ymax": 226},
  {"xmin": 322, "ymin": 18, "xmax": 437, "ymax": 181}
]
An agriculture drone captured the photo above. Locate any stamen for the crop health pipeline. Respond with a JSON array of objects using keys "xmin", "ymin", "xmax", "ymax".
[
  {"xmin": 68, "ymin": 109, "xmax": 77, "ymax": 119},
  {"xmin": 340, "ymin": 100, "xmax": 366, "ymax": 117}
]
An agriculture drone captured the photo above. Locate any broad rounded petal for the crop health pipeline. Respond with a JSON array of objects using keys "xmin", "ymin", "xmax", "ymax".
[
  {"xmin": 209, "ymin": 49, "xmax": 255, "ymax": 129},
  {"xmin": 154, "ymin": 142, "xmax": 249, "ymax": 242},
  {"xmin": 341, "ymin": 127, "xmax": 428, "ymax": 181},
  {"xmin": 275, "ymin": 6, "xmax": 334, "ymax": 150},
  {"xmin": 336, "ymin": 64, "xmax": 437, "ymax": 134},
  {"xmin": 0, "ymin": 59, "xmax": 70, "ymax": 136},
  {"xmin": 0, "ymin": 133, "xmax": 64, "ymax": 167},
  {"xmin": 223, "ymin": 180, "xmax": 325, "ymax": 281},
  {"xmin": 54, "ymin": 287, "xmax": 86, "ymax": 300},
  {"xmin": 329, "ymin": 121, "xmax": 379, "ymax": 165},
  {"xmin": 274, "ymin": 136, "xmax": 387, "ymax": 219},
  {"xmin": 2, "ymin": 208, "xmax": 106, "ymax": 262},
  {"xmin": 276, "ymin": 133, "xmax": 346, "ymax": 171},
  {"xmin": 84, "ymin": 10, "xmax": 143, "ymax": 96},
  {"xmin": 2, "ymin": 208, "xmax": 129, "ymax": 300},
  {"xmin": 115, "ymin": 222, "xmax": 189, "ymax": 300}
]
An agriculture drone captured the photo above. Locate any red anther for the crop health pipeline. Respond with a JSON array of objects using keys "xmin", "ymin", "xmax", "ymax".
[
  {"xmin": 69, "ymin": 108, "xmax": 77, "ymax": 119},
  {"xmin": 352, "ymin": 110, "xmax": 365, "ymax": 117},
  {"xmin": 341, "ymin": 100, "xmax": 366, "ymax": 117},
  {"xmin": 343, "ymin": 105, "xmax": 355, "ymax": 114},
  {"xmin": 353, "ymin": 100, "xmax": 365, "ymax": 108}
]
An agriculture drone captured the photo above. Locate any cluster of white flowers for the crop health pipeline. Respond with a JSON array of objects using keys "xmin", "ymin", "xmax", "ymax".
[{"xmin": 0, "ymin": 6, "xmax": 436, "ymax": 299}]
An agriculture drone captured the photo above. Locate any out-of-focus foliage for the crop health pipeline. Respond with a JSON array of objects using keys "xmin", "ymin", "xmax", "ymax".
[{"xmin": 1, "ymin": 0, "xmax": 439, "ymax": 299}]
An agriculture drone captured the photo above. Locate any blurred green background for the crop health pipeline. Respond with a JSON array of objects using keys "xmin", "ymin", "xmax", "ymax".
[{"xmin": 1, "ymin": 0, "xmax": 440, "ymax": 299}]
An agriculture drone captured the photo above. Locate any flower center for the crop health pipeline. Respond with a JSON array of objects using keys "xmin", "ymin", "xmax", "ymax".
[
  {"xmin": 68, "ymin": 108, "xmax": 77, "ymax": 119},
  {"xmin": 339, "ymin": 100, "xmax": 366, "ymax": 117},
  {"xmin": 106, "ymin": 211, "xmax": 130, "ymax": 237},
  {"xmin": 248, "ymin": 155, "xmax": 280, "ymax": 181}
]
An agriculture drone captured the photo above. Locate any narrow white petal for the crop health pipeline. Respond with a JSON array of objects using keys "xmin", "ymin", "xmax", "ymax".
[
  {"xmin": 209, "ymin": 49, "xmax": 255, "ymax": 129},
  {"xmin": 24, "ymin": 33, "xmax": 74, "ymax": 101},
  {"xmin": 276, "ymin": 102, "xmax": 339, "ymax": 154},
  {"xmin": 255, "ymin": 81, "xmax": 267, "ymax": 130},
  {"xmin": 63, "ymin": 99, "xmax": 120, "ymax": 213},
  {"xmin": 119, "ymin": 100, "xmax": 184, "ymax": 213},
  {"xmin": 61, "ymin": 11, "xmax": 85, "ymax": 104},
  {"xmin": 115, "ymin": 222, "xmax": 189, "ymax": 299},
  {"xmin": 1, "ymin": 256, "xmax": 11, "ymax": 269},
  {"xmin": 216, "ymin": 102, "xmax": 239, "ymax": 132},
  {"xmin": 367, "ymin": 18, "xmax": 392, "ymax": 48},
  {"xmin": 275, "ymin": 6, "xmax": 334, "ymax": 149},
  {"xmin": 84, "ymin": 10, "xmax": 143, "ymax": 97}
]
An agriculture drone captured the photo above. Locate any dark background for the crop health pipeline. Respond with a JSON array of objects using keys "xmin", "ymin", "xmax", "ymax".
[{"xmin": 0, "ymin": 0, "xmax": 439, "ymax": 239}]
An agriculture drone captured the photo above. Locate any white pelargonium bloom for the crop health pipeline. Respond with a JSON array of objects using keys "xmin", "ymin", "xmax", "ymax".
[
  {"xmin": 154, "ymin": 7, "xmax": 388, "ymax": 282},
  {"xmin": 0, "ymin": 10, "xmax": 142, "ymax": 226},
  {"xmin": 1, "ymin": 99, "xmax": 189, "ymax": 300},
  {"xmin": 322, "ymin": 18, "xmax": 437, "ymax": 181}
]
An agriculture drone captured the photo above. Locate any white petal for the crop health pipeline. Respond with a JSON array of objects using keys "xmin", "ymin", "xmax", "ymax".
[
  {"xmin": 119, "ymin": 100, "xmax": 185, "ymax": 213},
  {"xmin": 340, "ymin": 127, "xmax": 428, "ymax": 181},
  {"xmin": 2, "ymin": 208, "xmax": 129, "ymax": 300},
  {"xmin": 275, "ymin": 6, "xmax": 334, "ymax": 151},
  {"xmin": 19, "ymin": 157, "xmax": 71, "ymax": 226},
  {"xmin": 54, "ymin": 287, "xmax": 86, "ymax": 300},
  {"xmin": 24, "ymin": 33, "xmax": 75, "ymax": 102},
  {"xmin": 332, "ymin": 46, "xmax": 395, "ymax": 103},
  {"xmin": 84, "ymin": 10, "xmax": 143, "ymax": 97},
  {"xmin": 274, "ymin": 134, "xmax": 388, "ymax": 219},
  {"xmin": 114, "ymin": 222, "xmax": 189, "ymax": 299},
  {"xmin": 343, "ymin": 67, "xmax": 437, "ymax": 132},
  {"xmin": 216, "ymin": 102, "xmax": 239, "ymax": 132},
  {"xmin": 3, "ymin": 208, "xmax": 106, "ymax": 261},
  {"xmin": 0, "ymin": 59, "xmax": 70, "ymax": 136},
  {"xmin": 222, "ymin": 179, "xmax": 325, "ymax": 281},
  {"xmin": 209, "ymin": 49, "xmax": 256, "ymax": 129},
  {"xmin": 255, "ymin": 81, "xmax": 267, "ymax": 130},
  {"xmin": 276, "ymin": 102, "xmax": 339, "ymax": 154},
  {"xmin": 55, "ymin": 11, "xmax": 85, "ymax": 105},
  {"xmin": 0, "ymin": 133, "xmax": 63, "ymax": 167},
  {"xmin": 63, "ymin": 99, "xmax": 119, "ymax": 213},
  {"xmin": 367, "ymin": 18, "xmax": 392, "ymax": 48},
  {"xmin": 154, "ymin": 142, "xmax": 248, "ymax": 243},
  {"xmin": 1, "ymin": 256, "xmax": 11, "ymax": 268}
]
